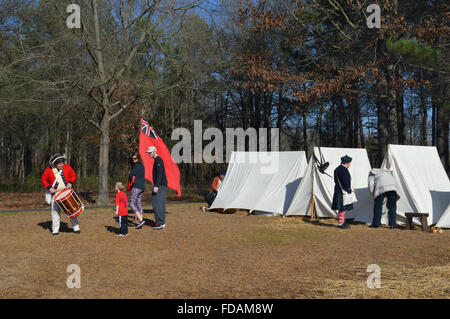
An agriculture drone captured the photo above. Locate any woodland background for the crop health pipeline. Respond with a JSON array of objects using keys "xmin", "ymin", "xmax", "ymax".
[{"xmin": 0, "ymin": 0, "xmax": 448, "ymax": 204}]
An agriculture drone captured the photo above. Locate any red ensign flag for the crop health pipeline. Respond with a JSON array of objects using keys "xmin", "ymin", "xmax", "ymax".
[{"xmin": 139, "ymin": 117, "xmax": 181, "ymax": 196}]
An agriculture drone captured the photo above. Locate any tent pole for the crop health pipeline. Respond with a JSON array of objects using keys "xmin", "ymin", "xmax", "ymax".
[{"xmin": 311, "ymin": 192, "xmax": 315, "ymax": 220}]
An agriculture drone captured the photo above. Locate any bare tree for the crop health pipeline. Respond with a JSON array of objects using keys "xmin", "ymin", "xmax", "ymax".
[{"xmin": 49, "ymin": 0, "xmax": 203, "ymax": 204}]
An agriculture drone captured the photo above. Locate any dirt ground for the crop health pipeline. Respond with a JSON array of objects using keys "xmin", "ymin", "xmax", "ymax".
[{"xmin": 0, "ymin": 202, "xmax": 449, "ymax": 299}]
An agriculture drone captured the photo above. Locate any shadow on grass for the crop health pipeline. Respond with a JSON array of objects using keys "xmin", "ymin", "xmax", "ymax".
[
  {"xmin": 142, "ymin": 209, "xmax": 171, "ymax": 215},
  {"xmin": 109, "ymin": 212, "xmax": 166, "ymax": 228},
  {"xmin": 202, "ymin": 208, "xmax": 225, "ymax": 214},
  {"xmin": 143, "ymin": 218, "xmax": 156, "ymax": 227},
  {"xmin": 201, "ymin": 207, "xmax": 249, "ymax": 215},
  {"xmin": 345, "ymin": 218, "xmax": 367, "ymax": 226},
  {"xmin": 105, "ymin": 225, "xmax": 120, "ymax": 234},
  {"xmin": 301, "ymin": 217, "xmax": 337, "ymax": 229},
  {"xmin": 124, "ymin": 217, "xmax": 157, "ymax": 228},
  {"xmin": 38, "ymin": 221, "xmax": 73, "ymax": 233}
]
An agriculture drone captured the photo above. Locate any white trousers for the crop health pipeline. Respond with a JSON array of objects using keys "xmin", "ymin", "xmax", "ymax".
[{"xmin": 51, "ymin": 198, "xmax": 80, "ymax": 233}]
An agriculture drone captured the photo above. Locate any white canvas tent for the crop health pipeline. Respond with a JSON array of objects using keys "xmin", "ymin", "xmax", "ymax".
[
  {"xmin": 285, "ymin": 147, "xmax": 373, "ymax": 219},
  {"xmin": 436, "ymin": 205, "xmax": 450, "ymax": 228},
  {"xmin": 354, "ymin": 144, "xmax": 450, "ymax": 228},
  {"xmin": 210, "ymin": 151, "xmax": 308, "ymax": 215}
]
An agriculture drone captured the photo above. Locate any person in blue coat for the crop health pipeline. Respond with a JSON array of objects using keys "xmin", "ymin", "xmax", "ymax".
[
  {"xmin": 129, "ymin": 151, "xmax": 146, "ymax": 229},
  {"xmin": 331, "ymin": 155, "xmax": 353, "ymax": 229}
]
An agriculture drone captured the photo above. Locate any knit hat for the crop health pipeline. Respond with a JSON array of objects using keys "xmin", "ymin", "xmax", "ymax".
[{"xmin": 341, "ymin": 155, "xmax": 352, "ymax": 163}]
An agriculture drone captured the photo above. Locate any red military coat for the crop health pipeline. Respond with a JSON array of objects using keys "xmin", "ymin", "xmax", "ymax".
[{"xmin": 41, "ymin": 164, "xmax": 77, "ymax": 190}]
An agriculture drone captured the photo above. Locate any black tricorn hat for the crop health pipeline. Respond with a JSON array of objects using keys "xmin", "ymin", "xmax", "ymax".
[
  {"xmin": 49, "ymin": 153, "xmax": 66, "ymax": 165},
  {"xmin": 318, "ymin": 162, "xmax": 329, "ymax": 174}
]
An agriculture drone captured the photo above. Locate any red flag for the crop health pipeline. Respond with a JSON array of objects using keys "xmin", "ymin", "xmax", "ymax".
[{"xmin": 139, "ymin": 117, "xmax": 181, "ymax": 196}]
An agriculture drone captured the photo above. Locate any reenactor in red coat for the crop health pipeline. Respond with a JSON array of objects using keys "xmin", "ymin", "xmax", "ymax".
[{"xmin": 41, "ymin": 153, "xmax": 80, "ymax": 235}]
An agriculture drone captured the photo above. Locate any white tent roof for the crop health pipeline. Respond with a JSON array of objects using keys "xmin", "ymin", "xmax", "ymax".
[
  {"xmin": 210, "ymin": 151, "xmax": 308, "ymax": 215},
  {"xmin": 285, "ymin": 147, "xmax": 373, "ymax": 219},
  {"xmin": 354, "ymin": 144, "xmax": 450, "ymax": 227}
]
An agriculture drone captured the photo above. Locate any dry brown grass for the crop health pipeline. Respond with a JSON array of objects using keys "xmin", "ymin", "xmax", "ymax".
[
  {"xmin": 0, "ymin": 203, "xmax": 449, "ymax": 299},
  {"xmin": 308, "ymin": 264, "xmax": 450, "ymax": 298}
]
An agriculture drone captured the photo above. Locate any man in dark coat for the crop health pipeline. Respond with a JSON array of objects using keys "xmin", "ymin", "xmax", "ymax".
[
  {"xmin": 146, "ymin": 146, "xmax": 168, "ymax": 230},
  {"xmin": 331, "ymin": 155, "xmax": 353, "ymax": 229}
]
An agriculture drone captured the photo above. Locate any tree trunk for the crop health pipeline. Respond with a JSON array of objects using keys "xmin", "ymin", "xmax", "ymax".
[
  {"xmin": 97, "ymin": 114, "xmax": 111, "ymax": 205},
  {"xmin": 336, "ymin": 96, "xmax": 346, "ymax": 147},
  {"xmin": 420, "ymin": 84, "xmax": 428, "ymax": 145},
  {"xmin": 377, "ymin": 85, "xmax": 389, "ymax": 166},
  {"xmin": 317, "ymin": 109, "xmax": 322, "ymax": 147},
  {"xmin": 377, "ymin": 34, "xmax": 393, "ymax": 164},
  {"xmin": 65, "ymin": 123, "xmax": 72, "ymax": 164},
  {"xmin": 358, "ymin": 105, "xmax": 365, "ymax": 148},
  {"xmin": 83, "ymin": 141, "xmax": 87, "ymax": 178},
  {"xmin": 24, "ymin": 143, "xmax": 32, "ymax": 178},
  {"xmin": 396, "ymin": 68, "xmax": 406, "ymax": 144},
  {"xmin": 436, "ymin": 83, "xmax": 449, "ymax": 173},
  {"xmin": 387, "ymin": 65, "xmax": 398, "ymax": 144},
  {"xmin": 330, "ymin": 100, "xmax": 336, "ymax": 146},
  {"xmin": 431, "ymin": 97, "xmax": 436, "ymax": 146},
  {"xmin": 351, "ymin": 94, "xmax": 361, "ymax": 147},
  {"xmin": 302, "ymin": 110, "xmax": 308, "ymax": 156}
]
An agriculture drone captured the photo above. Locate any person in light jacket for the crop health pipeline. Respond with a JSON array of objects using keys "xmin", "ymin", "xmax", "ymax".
[{"xmin": 368, "ymin": 168, "xmax": 400, "ymax": 229}]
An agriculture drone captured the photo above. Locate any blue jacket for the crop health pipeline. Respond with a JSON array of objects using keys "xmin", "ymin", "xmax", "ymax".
[
  {"xmin": 334, "ymin": 164, "xmax": 351, "ymax": 194},
  {"xmin": 129, "ymin": 162, "xmax": 146, "ymax": 191}
]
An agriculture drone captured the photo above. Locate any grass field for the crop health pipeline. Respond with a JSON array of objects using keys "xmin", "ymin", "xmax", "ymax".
[{"xmin": 0, "ymin": 203, "xmax": 449, "ymax": 299}]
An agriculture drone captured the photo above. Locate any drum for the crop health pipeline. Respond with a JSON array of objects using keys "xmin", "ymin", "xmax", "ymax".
[{"xmin": 54, "ymin": 188, "xmax": 84, "ymax": 219}]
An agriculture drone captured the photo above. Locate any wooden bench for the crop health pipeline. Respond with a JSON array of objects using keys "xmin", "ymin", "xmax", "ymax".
[{"xmin": 405, "ymin": 213, "xmax": 429, "ymax": 231}]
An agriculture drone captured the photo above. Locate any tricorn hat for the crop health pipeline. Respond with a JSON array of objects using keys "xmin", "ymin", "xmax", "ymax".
[{"xmin": 49, "ymin": 153, "xmax": 66, "ymax": 165}]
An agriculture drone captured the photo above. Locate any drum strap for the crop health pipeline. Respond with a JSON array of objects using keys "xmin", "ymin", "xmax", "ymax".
[{"xmin": 52, "ymin": 168, "xmax": 67, "ymax": 191}]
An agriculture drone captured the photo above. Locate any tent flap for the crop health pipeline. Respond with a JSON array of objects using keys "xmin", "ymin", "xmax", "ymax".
[
  {"xmin": 286, "ymin": 147, "xmax": 373, "ymax": 219},
  {"xmin": 210, "ymin": 151, "xmax": 308, "ymax": 215},
  {"xmin": 355, "ymin": 144, "xmax": 450, "ymax": 227}
]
